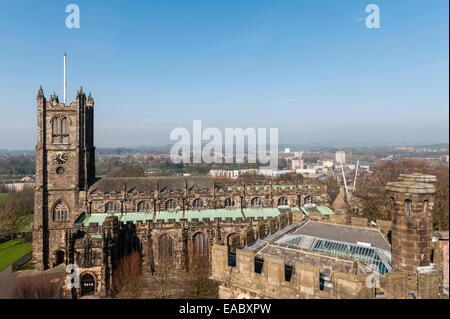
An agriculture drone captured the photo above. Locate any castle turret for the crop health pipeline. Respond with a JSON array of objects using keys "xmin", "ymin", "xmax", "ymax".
[{"xmin": 386, "ymin": 173, "xmax": 437, "ymax": 275}]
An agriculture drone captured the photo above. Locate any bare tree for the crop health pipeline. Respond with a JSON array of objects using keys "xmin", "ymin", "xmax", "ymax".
[
  {"xmin": 11, "ymin": 273, "xmax": 63, "ymax": 299},
  {"xmin": 187, "ymin": 255, "xmax": 218, "ymax": 299},
  {"xmin": 353, "ymin": 159, "xmax": 449, "ymax": 229},
  {"xmin": 112, "ymin": 251, "xmax": 143, "ymax": 299},
  {"xmin": 147, "ymin": 255, "xmax": 180, "ymax": 299}
]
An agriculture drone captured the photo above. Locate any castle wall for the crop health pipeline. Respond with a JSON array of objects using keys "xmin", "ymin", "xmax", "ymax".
[{"xmin": 211, "ymin": 244, "xmax": 376, "ymax": 299}]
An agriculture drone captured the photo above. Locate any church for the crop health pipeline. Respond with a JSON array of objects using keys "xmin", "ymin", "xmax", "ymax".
[{"xmin": 32, "ymin": 87, "xmax": 330, "ymax": 297}]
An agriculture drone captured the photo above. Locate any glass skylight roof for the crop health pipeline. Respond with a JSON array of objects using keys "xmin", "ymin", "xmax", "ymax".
[{"xmin": 312, "ymin": 239, "xmax": 391, "ymax": 274}]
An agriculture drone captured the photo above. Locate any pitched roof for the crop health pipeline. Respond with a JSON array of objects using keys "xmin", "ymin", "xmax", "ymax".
[
  {"xmin": 88, "ymin": 176, "xmax": 214, "ymax": 194},
  {"xmin": 292, "ymin": 220, "xmax": 391, "ymax": 250}
]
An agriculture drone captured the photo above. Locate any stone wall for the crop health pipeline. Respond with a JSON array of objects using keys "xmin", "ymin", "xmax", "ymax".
[{"xmin": 211, "ymin": 243, "xmax": 378, "ymax": 299}]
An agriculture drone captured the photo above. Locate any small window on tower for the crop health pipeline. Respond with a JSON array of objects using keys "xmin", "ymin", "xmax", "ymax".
[
  {"xmin": 405, "ymin": 199, "xmax": 412, "ymax": 223},
  {"xmin": 423, "ymin": 200, "xmax": 429, "ymax": 216}
]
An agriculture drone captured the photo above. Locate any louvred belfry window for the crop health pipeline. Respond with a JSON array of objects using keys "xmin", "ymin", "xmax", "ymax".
[{"xmin": 52, "ymin": 116, "xmax": 70, "ymax": 144}]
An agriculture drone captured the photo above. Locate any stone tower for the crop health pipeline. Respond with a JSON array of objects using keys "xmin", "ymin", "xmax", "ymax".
[
  {"xmin": 33, "ymin": 86, "xmax": 95, "ymax": 270},
  {"xmin": 385, "ymin": 173, "xmax": 437, "ymax": 275}
]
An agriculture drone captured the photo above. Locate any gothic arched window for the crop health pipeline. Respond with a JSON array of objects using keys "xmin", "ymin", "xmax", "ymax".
[
  {"xmin": 251, "ymin": 197, "xmax": 263, "ymax": 207},
  {"xmin": 193, "ymin": 232, "xmax": 208, "ymax": 256},
  {"xmin": 224, "ymin": 198, "xmax": 235, "ymax": 208},
  {"xmin": 278, "ymin": 197, "xmax": 289, "ymax": 206},
  {"xmin": 405, "ymin": 199, "xmax": 412, "ymax": 223},
  {"xmin": 193, "ymin": 198, "xmax": 204, "ymax": 209},
  {"xmin": 52, "ymin": 116, "xmax": 70, "ymax": 144},
  {"xmin": 158, "ymin": 234, "xmax": 173, "ymax": 261},
  {"xmin": 137, "ymin": 201, "xmax": 150, "ymax": 212},
  {"xmin": 105, "ymin": 202, "xmax": 118, "ymax": 213},
  {"xmin": 165, "ymin": 200, "xmax": 178, "ymax": 211},
  {"xmin": 304, "ymin": 195, "xmax": 313, "ymax": 205},
  {"xmin": 53, "ymin": 201, "xmax": 69, "ymax": 221}
]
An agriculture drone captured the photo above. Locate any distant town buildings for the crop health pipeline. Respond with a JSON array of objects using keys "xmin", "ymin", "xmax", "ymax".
[
  {"xmin": 322, "ymin": 160, "xmax": 334, "ymax": 168},
  {"xmin": 335, "ymin": 150, "xmax": 346, "ymax": 163},
  {"xmin": 294, "ymin": 151, "xmax": 303, "ymax": 158},
  {"xmin": 208, "ymin": 169, "xmax": 240, "ymax": 179},
  {"xmin": 1, "ymin": 176, "xmax": 35, "ymax": 192},
  {"xmin": 291, "ymin": 159, "xmax": 304, "ymax": 170}
]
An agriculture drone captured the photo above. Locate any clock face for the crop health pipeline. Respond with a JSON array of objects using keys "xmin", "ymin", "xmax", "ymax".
[{"xmin": 54, "ymin": 152, "xmax": 68, "ymax": 165}]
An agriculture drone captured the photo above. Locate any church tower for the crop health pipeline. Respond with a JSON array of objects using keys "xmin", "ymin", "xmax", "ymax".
[
  {"xmin": 385, "ymin": 173, "xmax": 436, "ymax": 276},
  {"xmin": 33, "ymin": 86, "xmax": 95, "ymax": 270}
]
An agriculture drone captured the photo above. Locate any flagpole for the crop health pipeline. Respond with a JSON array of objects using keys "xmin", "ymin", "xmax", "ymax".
[{"xmin": 64, "ymin": 53, "xmax": 67, "ymax": 105}]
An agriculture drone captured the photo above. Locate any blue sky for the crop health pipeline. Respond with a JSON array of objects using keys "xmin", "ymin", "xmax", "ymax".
[{"xmin": 0, "ymin": 0, "xmax": 448, "ymax": 149}]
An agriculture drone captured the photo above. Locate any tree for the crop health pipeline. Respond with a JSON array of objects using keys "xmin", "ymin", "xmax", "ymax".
[
  {"xmin": 147, "ymin": 255, "xmax": 183, "ymax": 299},
  {"xmin": 11, "ymin": 273, "xmax": 64, "ymax": 299},
  {"xmin": 112, "ymin": 251, "xmax": 143, "ymax": 299},
  {"xmin": 353, "ymin": 159, "xmax": 449, "ymax": 229},
  {"xmin": 1, "ymin": 187, "xmax": 34, "ymax": 216},
  {"xmin": 0, "ymin": 201, "xmax": 22, "ymax": 239},
  {"xmin": 187, "ymin": 255, "xmax": 218, "ymax": 299}
]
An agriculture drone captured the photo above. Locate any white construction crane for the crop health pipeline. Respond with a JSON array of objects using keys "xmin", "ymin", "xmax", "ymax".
[
  {"xmin": 352, "ymin": 160, "xmax": 360, "ymax": 191},
  {"xmin": 340, "ymin": 160, "xmax": 349, "ymax": 197}
]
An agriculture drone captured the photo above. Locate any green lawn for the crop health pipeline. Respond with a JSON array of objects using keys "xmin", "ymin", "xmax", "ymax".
[
  {"xmin": 0, "ymin": 193, "xmax": 7, "ymax": 204},
  {"xmin": 0, "ymin": 239, "xmax": 32, "ymax": 272}
]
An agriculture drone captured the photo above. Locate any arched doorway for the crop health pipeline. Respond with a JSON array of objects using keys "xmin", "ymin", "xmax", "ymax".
[
  {"xmin": 54, "ymin": 250, "xmax": 65, "ymax": 267},
  {"xmin": 80, "ymin": 273, "xmax": 96, "ymax": 296}
]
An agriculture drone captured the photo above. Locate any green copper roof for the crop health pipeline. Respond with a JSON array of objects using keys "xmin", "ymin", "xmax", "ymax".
[
  {"xmin": 243, "ymin": 208, "xmax": 283, "ymax": 219},
  {"xmin": 184, "ymin": 209, "xmax": 243, "ymax": 221},
  {"xmin": 77, "ymin": 207, "xmax": 284, "ymax": 226},
  {"xmin": 79, "ymin": 212, "xmax": 154, "ymax": 226},
  {"xmin": 154, "ymin": 210, "xmax": 183, "ymax": 222},
  {"xmin": 121, "ymin": 212, "xmax": 155, "ymax": 223}
]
